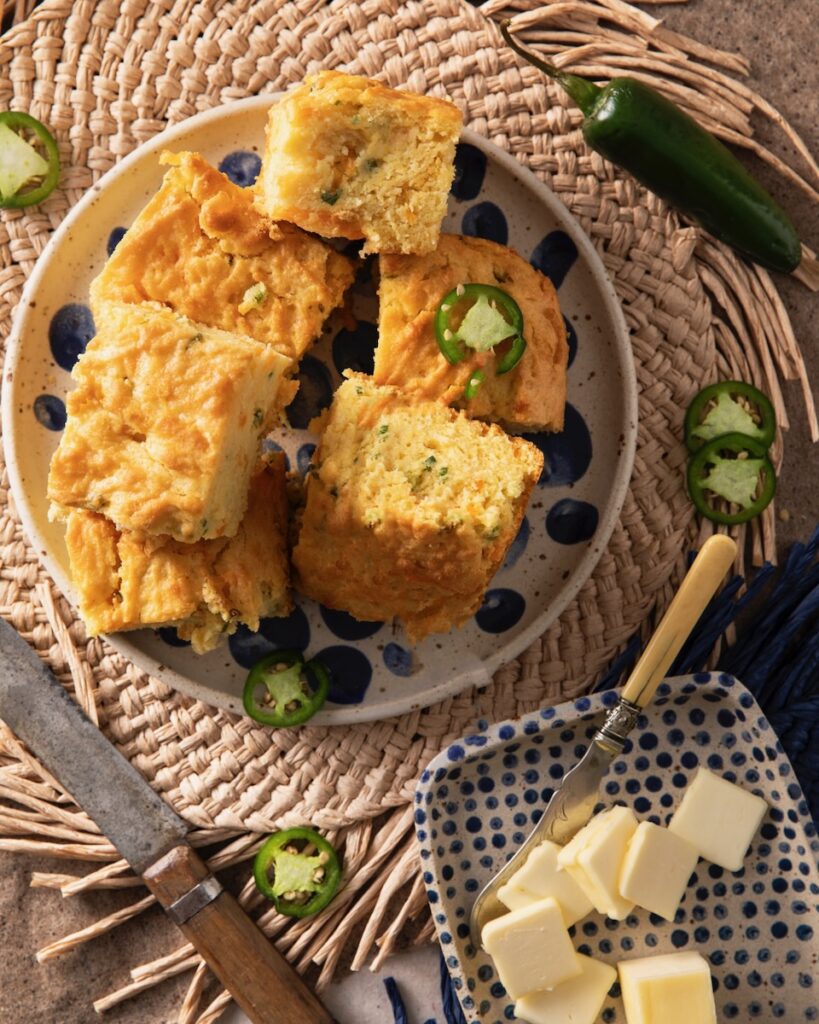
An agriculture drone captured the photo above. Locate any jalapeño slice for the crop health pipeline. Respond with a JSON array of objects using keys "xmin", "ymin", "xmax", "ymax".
[
  {"xmin": 242, "ymin": 650, "xmax": 329, "ymax": 727},
  {"xmin": 685, "ymin": 380, "xmax": 775, "ymax": 454},
  {"xmin": 434, "ymin": 283, "xmax": 526, "ymax": 373},
  {"xmin": 253, "ymin": 827, "xmax": 341, "ymax": 918},
  {"xmin": 687, "ymin": 432, "xmax": 776, "ymax": 526},
  {"xmin": 0, "ymin": 112, "xmax": 60, "ymax": 209}
]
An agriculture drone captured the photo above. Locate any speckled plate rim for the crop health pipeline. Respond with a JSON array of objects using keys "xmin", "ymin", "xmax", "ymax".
[
  {"xmin": 1, "ymin": 93, "xmax": 637, "ymax": 724},
  {"xmin": 413, "ymin": 674, "xmax": 819, "ymax": 1023}
]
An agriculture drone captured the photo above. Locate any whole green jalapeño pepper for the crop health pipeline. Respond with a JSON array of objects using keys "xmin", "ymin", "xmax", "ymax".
[
  {"xmin": 242, "ymin": 649, "xmax": 330, "ymax": 727},
  {"xmin": 253, "ymin": 827, "xmax": 341, "ymax": 918},
  {"xmin": 501, "ymin": 24, "xmax": 802, "ymax": 274}
]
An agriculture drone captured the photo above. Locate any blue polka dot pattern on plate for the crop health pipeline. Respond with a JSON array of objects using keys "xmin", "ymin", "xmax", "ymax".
[
  {"xmin": 501, "ymin": 516, "xmax": 530, "ymax": 571},
  {"xmin": 285, "ymin": 355, "xmax": 333, "ymax": 429},
  {"xmin": 315, "ymin": 645, "xmax": 373, "ymax": 704},
  {"xmin": 530, "ymin": 229, "xmax": 579, "ymax": 289},
  {"xmin": 228, "ymin": 607, "xmax": 311, "ymax": 668},
  {"xmin": 414, "ymin": 674, "xmax": 819, "ymax": 1024},
  {"xmin": 475, "ymin": 589, "xmax": 525, "ymax": 634},
  {"xmin": 523, "ymin": 403, "xmax": 592, "ymax": 487},
  {"xmin": 451, "ymin": 142, "xmax": 487, "ymax": 200},
  {"xmin": 156, "ymin": 627, "xmax": 190, "ymax": 648},
  {"xmin": 296, "ymin": 443, "xmax": 316, "ymax": 477},
  {"xmin": 33, "ymin": 394, "xmax": 66, "ymax": 431},
  {"xmin": 261, "ymin": 439, "xmax": 291, "ymax": 470},
  {"xmin": 218, "ymin": 150, "xmax": 262, "ymax": 187},
  {"xmin": 383, "ymin": 642, "xmax": 413, "ymax": 677},
  {"xmin": 546, "ymin": 498, "xmax": 599, "ymax": 544},
  {"xmin": 319, "ymin": 606, "xmax": 383, "ymax": 641},
  {"xmin": 564, "ymin": 316, "xmax": 578, "ymax": 367},
  {"xmin": 106, "ymin": 226, "xmax": 127, "ymax": 256},
  {"xmin": 332, "ymin": 321, "xmax": 378, "ymax": 376},
  {"xmin": 461, "ymin": 201, "xmax": 508, "ymax": 245},
  {"xmin": 48, "ymin": 303, "xmax": 95, "ymax": 371}
]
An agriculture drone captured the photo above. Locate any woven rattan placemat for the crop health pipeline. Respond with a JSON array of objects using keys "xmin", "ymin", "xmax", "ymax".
[{"xmin": 1, "ymin": 0, "xmax": 817, "ymax": 1018}]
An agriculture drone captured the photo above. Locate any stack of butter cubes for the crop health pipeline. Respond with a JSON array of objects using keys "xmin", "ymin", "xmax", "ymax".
[{"xmin": 481, "ymin": 767, "xmax": 768, "ymax": 1024}]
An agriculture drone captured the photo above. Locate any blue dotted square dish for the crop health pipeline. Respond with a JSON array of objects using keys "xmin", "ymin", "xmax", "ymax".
[{"xmin": 415, "ymin": 674, "xmax": 819, "ymax": 1023}]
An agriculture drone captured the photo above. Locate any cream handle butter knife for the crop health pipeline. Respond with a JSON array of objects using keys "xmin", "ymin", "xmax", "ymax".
[{"xmin": 469, "ymin": 533, "xmax": 737, "ymax": 945}]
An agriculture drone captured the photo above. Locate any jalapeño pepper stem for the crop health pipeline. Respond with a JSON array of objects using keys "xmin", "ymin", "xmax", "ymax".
[{"xmin": 501, "ymin": 22, "xmax": 600, "ymax": 115}]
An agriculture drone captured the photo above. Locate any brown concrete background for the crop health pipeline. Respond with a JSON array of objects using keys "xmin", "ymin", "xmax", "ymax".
[{"xmin": 1, "ymin": 2, "xmax": 817, "ymax": 1021}]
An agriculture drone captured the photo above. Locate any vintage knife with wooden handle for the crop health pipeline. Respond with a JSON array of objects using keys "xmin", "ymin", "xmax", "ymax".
[
  {"xmin": 469, "ymin": 533, "xmax": 738, "ymax": 946},
  {"xmin": 0, "ymin": 618, "xmax": 336, "ymax": 1024}
]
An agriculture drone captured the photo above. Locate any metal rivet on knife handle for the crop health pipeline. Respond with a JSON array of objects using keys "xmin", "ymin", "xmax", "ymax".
[{"xmin": 167, "ymin": 873, "xmax": 224, "ymax": 925}]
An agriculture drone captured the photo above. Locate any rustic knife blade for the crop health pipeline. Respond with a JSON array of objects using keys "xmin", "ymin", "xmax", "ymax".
[{"xmin": 0, "ymin": 617, "xmax": 187, "ymax": 873}]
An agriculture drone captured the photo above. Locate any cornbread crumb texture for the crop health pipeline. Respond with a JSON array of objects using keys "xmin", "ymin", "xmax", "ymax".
[
  {"xmin": 375, "ymin": 233, "xmax": 568, "ymax": 432},
  {"xmin": 64, "ymin": 457, "xmax": 291, "ymax": 654},
  {"xmin": 90, "ymin": 150, "xmax": 354, "ymax": 364},
  {"xmin": 48, "ymin": 302, "xmax": 288, "ymax": 542},
  {"xmin": 292, "ymin": 375, "xmax": 542, "ymax": 642},
  {"xmin": 257, "ymin": 70, "xmax": 463, "ymax": 255}
]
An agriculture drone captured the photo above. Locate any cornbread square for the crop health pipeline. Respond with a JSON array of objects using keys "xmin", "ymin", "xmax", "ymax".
[
  {"xmin": 482, "ymin": 898, "xmax": 581, "ymax": 1000},
  {"xmin": 515, "ymin": 953, "xmax": 616, "ymax": 1024},
  {"xmin": 618, "ymin": 821, "xmax": 698, "ymax": 921},
  {"xmin": 375, "ymin": 234, "xmax": 568, "ymax": 432},
  {"xmin": 64, "ymin": 458, "xmax": 291, "ymax": 654},
  {"xmin": 257, "ymin": 70, "xmax": 463, "ymax": 255},
  {"xmin": 618, "ymin": 952, "xmax": 716, "ymax": 1024},
  {"xmin": 668, "ymin": 767, "xmax": 767, "ymax": 871},
  {"xmin": 48, "ymin": 302, "xmax": 289, "ymax": 542},
  {"xmin": 292, "ymin": 375, "xmax": 542, "ymax": 643},
  {"xmin": 90, "ymin": 150, "xmax": 354, "ymax": 365}
]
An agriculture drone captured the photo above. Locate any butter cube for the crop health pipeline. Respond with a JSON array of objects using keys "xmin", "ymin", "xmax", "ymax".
[
  {"xmin": 618, "ymin": 952, "xmax": 716, "ymax": 1024},
  {"xmin": 557, "ymin": 805, "xmax": 638, "ymax": 920},
  {"xmin": 669, "ymin": 767, "xmax": 768, "ymax": 871},
  {"xmin": 515, "ymin": 953, "xmax": 616, "ymax": 1024},
  {"xmin": 497, "ymin": 841, "xmax": 594, "ymax": 925},
  {"xmin": 618, "ymin": 821, "xmax": 698, "ymax": 921},
  {"xmin": 482, "ymin": 897, "xmax": 581, "ymax": 1000}
]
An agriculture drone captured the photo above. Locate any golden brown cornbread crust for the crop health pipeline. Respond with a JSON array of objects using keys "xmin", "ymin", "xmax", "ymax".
[
  {"xmin": 64, "ymin": 458, "xmax": 291, "ymax": 654},
  {"xmin": 292, "ymin": 376, "xmax": 543, "ymax": 643},
  {"xmin": 257, "ymin": 70, "xmax": 463, "ymax": 254},
  {"xmin": 375, "ymin": 233, "xmax": 569, "ymax": 432},
  {"xmin": 48, "ymin": 302, "xmax": 289, "ymax": 543},
  {"xmin": 90, "ymin": 150, "xmax": 354, "ymax": 365}
]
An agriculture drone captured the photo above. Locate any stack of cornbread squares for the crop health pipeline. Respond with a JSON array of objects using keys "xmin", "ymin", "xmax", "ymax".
[{"xmin": 48, "ymin": 71, "xmax": 569, "ymax": 652}]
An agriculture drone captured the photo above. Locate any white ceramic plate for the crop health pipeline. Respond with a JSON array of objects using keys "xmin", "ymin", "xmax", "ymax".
[
  {"xmin": 415, "ymin": 674, "xmax": 819, "ymax": 1023},
  {"xmin": 2, "ymin": 94, "xmax": 637, "ymax": 724}
]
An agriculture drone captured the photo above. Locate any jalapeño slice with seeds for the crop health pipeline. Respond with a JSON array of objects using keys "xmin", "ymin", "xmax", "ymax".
[
  {"xmin": 434, "ymin": 283, "xmax": 526, "ymax": 372},
  {"xmin": 686, "ymin": 432, "xmax": 776, "ymax": 526},
  {"xmin": 0, "ymin": 112, "xmax": 60, "ymax": 209},
  {"xmin": 253, "ymin": 827, "xmax": 341, "ymax": 918},
  {"xmin": 242, "ymin": 650, "xmax": 330, "ymax": 727},
  {"xmin": 685, "ymin": 380, "xmax": 776, "ymax": 454}
]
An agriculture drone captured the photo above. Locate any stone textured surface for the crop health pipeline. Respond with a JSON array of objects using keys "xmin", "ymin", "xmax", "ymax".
[{"xmin": 0, "ymin": 1, "xmax": 816, "ymax": 1022}]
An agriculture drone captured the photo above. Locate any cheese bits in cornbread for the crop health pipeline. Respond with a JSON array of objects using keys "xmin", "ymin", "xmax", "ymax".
[
  {"xmin": 257, "ymin": 71, "xmax": 463, "ymax": 255},
  {"xmin": 292, "ymin": 375, "xmax": 543, "ymax": 642},
  {"xmin": 48, "ymin": 303, "xmax": 289, "ymax": 542},
  {"xmin": 376, "ymin": 234, "xmax": 569, "ymax": 432},
  {"xmin": 90, "ymin": 151, "xmax": 354, "ymax": 366},
  {"xmin": 481, "ymin": 897, "xmax": 581, "ymax": 1000},
  {"xmin": 64, "ymin": 458, "xmax": 291, "ymax": 653}
]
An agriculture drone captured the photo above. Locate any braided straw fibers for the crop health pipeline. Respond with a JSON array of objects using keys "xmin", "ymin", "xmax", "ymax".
[{"xmin": 1, "ymin": 0, "xmax": 817, "ymax": 1016}]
